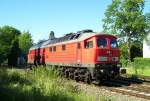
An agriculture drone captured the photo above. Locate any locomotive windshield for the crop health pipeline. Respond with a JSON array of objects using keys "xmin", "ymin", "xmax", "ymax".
[
  {"xmin": 110, "ymin": 39, "xmax": 118, "ymax": 48},
  {"xmin": 97, "ymin": 38, "xmax": 107, "ymax": 48}
]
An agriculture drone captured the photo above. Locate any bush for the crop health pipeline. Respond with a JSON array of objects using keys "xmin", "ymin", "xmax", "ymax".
[
  {"xmin": 119, "ymin": 43, "xmax": 128, "ymax": 60},
  {"xmin": 133, "ymin": 57, "xmax": 150, "ymax": 68},
  {"xmin": 120, "ymin": 59, "xmax": 128, "ymax": 67},
  {"xmin": 130, "ymin": 44, "xmax": 142, "ymax": 61},
  {"xmin": 119, "ymin": 42, "xmax": 142, "ymax": 62},
  {"xmin": 132, "ymin": 57, "xmax": 150, "ymax": 74}
]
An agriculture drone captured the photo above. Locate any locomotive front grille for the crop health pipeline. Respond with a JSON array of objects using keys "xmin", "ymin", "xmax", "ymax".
[
  {"xmin": 97, "ymin": 56, "xmax": 119, "ymax": 62},
  {"xmin": 97, "ymin": 56, "xmax": 107, "ymax": 61}
]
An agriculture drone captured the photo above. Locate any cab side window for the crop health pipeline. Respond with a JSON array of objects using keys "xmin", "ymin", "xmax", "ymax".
[
  {"xmin": 110, "ymin": 39, "xmax": 118, "ymax": 48},
  {"xmin": 49, "ymin": 47, "xmax": 53, "ymax": 52},
  {"xmin": 49, "ymin": 46, "xmax": 56, "ymax": 52},
  {"xmin": 97, "ymin": 39, "xmax": 107, "ymax": 48},
  {"xmin": 85, "ymin": 41, "xmax": 93, "ymax": 48},
  {"xmin": 62, "ymin": 45, "xmax": 66, "ymax": 51},
  {"xmin": 53, "ymin": 46, "xmax": 56, "ymax": 52}
]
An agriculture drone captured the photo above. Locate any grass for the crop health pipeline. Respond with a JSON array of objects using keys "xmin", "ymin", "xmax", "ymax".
[
  {"xmin": 124, "ymin": 62, "xmax": 150, "ymax": 76},
  {"xmin": 0, "ymin": 66, "xmax": 109, "ymax": 101},
  {"xmin": 126, "ymin": 66, "xmax": 150, "ymax": 76},
  {"xmin": 121, "ymin": 58, "xmax": 150, "ymax": 77}
]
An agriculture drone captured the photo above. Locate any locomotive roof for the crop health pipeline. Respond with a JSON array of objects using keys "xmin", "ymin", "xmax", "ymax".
[
  {"xmin": 29, "ymin": 32, "xmax": 116, "ymax": 50},
  {"xmin": 30, "ymin": 40, "xmax": 48, "ymax": 50}
]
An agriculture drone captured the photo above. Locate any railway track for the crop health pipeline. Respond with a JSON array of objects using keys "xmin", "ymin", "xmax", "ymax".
[
  {"xmin": 101, "ymin": 78, "xmax": 150, "ymax": 100},
  {"xmin": 75, "ymin": 75, "xmax": 150, "ymax": 100},
  {"xmin": 107, "ymin": 87, "xmax": 150, "ymax": 100},
  {"xmin": 122, "ymin": 74, "xmax": 150, "ymax": 83}
]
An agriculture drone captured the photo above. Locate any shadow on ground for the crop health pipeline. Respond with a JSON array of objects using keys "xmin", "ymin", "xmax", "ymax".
[{"xmin": 102, "ymin": 76, "xmax": 144, "ymax": 87}]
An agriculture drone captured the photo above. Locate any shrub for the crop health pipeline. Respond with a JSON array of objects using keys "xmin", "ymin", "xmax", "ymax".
[
  {"xmin": 133, "ymin": 57, "xmax": 150, "ymax": 68},
  {"xmin": 130, "ymin": 44, "xmax": 142, "ymax": 61},
  {"xmin": 120, "ymin": 59, "xmax": 128, "ymax": 67},
  {"xmin": 132, "ymin": 57, "xmax": 150, "ymax": 74},
  {"xmin": 119, "ymin": 42, "xmax": 142, "ymax": 62},
  {"xmin": 119, "ymin": 43, "xmax": 128, "ymax": 60}
]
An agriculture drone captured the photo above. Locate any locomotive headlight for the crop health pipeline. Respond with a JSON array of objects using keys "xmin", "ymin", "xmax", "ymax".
[
  {"xmin": 112, "ymin": 57, "xmax": 119, "ymax": 61},
  {"xmin": 97, "ymin": 56, "xmax": 107, "ymax": 61},
  {"xmin": 100, "ymin": 69, "xmax": 104, "ymax": 73}
]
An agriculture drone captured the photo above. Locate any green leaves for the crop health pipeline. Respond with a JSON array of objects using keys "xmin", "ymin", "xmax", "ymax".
[
  {"xmin": 0, "ymin": 26, "xmax": 21, "ymax": 65},
  {"xmin": 103, "ymin": 0, "xmax": 148, "ymax": 61},
  {"xmin": 102, "ymin": 0, "xmax": 121, "ymax": 34},
  {"xmin": 103, "ymin": 0, "xmax": 147, "ymax": 37},
  {"xmin": 0, "ymin": 26, "xmax": 33, "ymax": 66},
  {"xmin": 145, "ymin": 13, "xmax": 150, "ymax": 32},
  {"xmin": 19, "ymin": 31, "xmax": 33, "ymax": 56}
]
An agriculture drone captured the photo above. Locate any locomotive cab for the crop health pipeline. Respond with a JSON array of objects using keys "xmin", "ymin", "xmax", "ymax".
[
  {"xmin": 94, "ymin": 35, "xmax": 121, "ymax": 79},
  {"xmin": 96, "ymin": 35, "xmax": 120, "ymax": 64}
]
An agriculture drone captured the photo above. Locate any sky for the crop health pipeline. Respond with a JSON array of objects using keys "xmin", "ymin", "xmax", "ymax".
[{"xmin": 0, "ymin": 0, "xmax": 150, "ymax": 43}]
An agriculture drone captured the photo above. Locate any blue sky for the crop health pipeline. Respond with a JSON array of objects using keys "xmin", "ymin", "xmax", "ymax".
[{"xmin": 0, "ymin": 0, "xmax": 150, "ymax": 42}]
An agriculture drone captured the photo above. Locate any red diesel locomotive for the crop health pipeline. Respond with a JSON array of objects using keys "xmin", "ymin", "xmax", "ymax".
[{"xmin": 28, "ymin": 30, "xmax": 124, "ymax": 83}]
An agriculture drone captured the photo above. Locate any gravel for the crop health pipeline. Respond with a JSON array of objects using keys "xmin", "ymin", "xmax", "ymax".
[{"xmin": 70, "ymin": 81, "xmax": 150, "ymax": 101}]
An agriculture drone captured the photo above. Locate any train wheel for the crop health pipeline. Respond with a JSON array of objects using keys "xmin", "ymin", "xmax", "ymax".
[
  {"xmin": 64, "ymin": 69, "xmax": 69, "ymax": 78},
  {"xmin": 106, "ymin": 75, "xmax": 111, "ymax": 81},
  {"xmin": 84, "ymin": 71, "xmax": 91, "ymax": 84},
  {"xmin": 97, "ymin": 78, "xmax": 102, "ymax": 86},
  {"xmin": 74, "ymin": 69, "xmax": 79, "ymax": 82},
  {"xmin": 69, "ymin": 68, "xmax": 74, "ymax": 79}
]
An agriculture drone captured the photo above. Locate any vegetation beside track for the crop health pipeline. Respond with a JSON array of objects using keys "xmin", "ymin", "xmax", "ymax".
[
  {"xmin": 126, "ymin": 67, "xmax": 150, "ymax": 77},
  {"xmin": 0, "ymin": 66, "xmax": 109, "ymax": 101},
  {"xmin": 121, "ymin": 58, "xmax": 150, "ymax": 77}
]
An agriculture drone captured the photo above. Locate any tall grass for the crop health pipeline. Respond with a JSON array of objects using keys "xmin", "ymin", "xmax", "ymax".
[
  {"xmin": 0, "ymin": 67, "xmax": 108, "ymax": 101},
  {"xmin": 127, "ymin": 67, "xmax": 150, "ymax": 76},
  {"xmin": 125, "ymin": 58, "xmax": 150, "ymax": 76}
]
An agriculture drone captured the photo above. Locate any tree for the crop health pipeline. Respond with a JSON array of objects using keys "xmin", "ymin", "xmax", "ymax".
[
  {"xmin": 19, "ymin": 31, "xmax": 33, "ymax": 60},
  {"xmin": 103, "ymin": 0, "xmax": 148, "ymax": 61},
  {"xmin": 145, "ymin": 13, "xmax": 150, "ymax": 32},
  {"xmin": 0, "ymin": 26, "xmax": 21, "ymax": 65},
  {"xmin": 130, "ymin": 43, "xmax": 142, "ymax": 61},
  {"xmin": 8, "ymin": 38, "xmax": 21, "ymax": 66}
]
